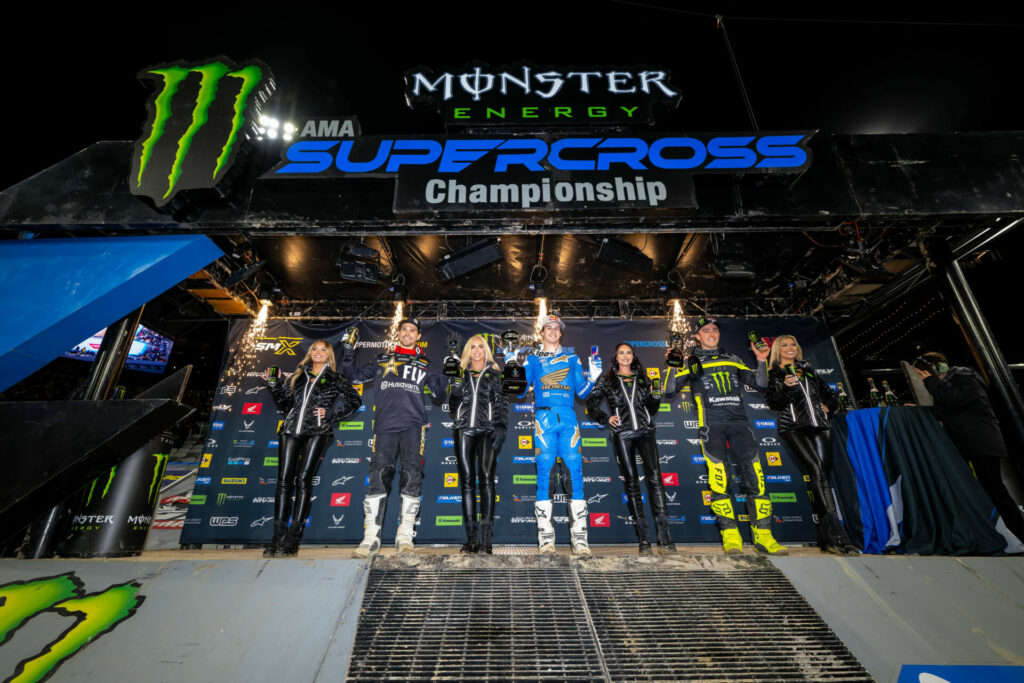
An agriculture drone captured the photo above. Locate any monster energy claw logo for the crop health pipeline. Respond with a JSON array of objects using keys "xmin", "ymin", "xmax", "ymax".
[
  {"xmin": 709, "ymin": 371, "xmax": 732, "ymax": 394},
  {"xmin": 131, "ymin": 57, "xmax": 275, "ymax": 207}
]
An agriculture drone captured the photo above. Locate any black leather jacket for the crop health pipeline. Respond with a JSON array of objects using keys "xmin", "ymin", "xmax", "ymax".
[
  {"xmin": 585, "ymin": 372, "xmax": 663, "ymax": 434},
  {"xmin": 267, "ymin": 363, "xmax": 361, "ymax": 437},
  {"xmin": 448, "ymin": 363, "xmax": 508, "ymax": 433},
  {"xmin": 764, "ymin": 365, "xmax": 838, "ymax": 433}
]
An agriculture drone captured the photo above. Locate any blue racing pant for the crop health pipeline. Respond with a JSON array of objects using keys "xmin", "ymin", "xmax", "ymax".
[{"xmin": 534, "ymin": 406, "xmax": 584, "ymax": 501}]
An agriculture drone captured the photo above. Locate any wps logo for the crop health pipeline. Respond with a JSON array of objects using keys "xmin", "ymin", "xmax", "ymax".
[
  {"xmin": 255, "ymin": 337, "xmax": 303, "ymax": 355},
  {"xmin": 131, "ymin": 58, "xmax": 274, "ymax": 207},
  {"xmin": 590, "ymin": 513, "xmax": 610, "ymax": 527},
  {"xmin": 330, "ymin": 493, "xmax": 351, "ymax": 507}
]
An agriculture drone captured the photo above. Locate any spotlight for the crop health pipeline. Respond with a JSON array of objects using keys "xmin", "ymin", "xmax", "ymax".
[
  {"xmin": 391, "ymin": 283, "xmax": 408, "ymax": 301},
  {"xmin": 337, "ymin": 258, "xmax": 379, "ymax": 285},
  {"xmin": 436, "ymin": 238, "xmax": 503, "ymax": 281},
  {"xmin": 597, "ymin": 237, "xmax": 653, "ymax": 273},
  {"xmin": 225, "ymin": 261, "xmax": 264, "ymax": 286},
  {"xmin": 530, "ymin": 282, "xmax": 546, "ymax": 302}
]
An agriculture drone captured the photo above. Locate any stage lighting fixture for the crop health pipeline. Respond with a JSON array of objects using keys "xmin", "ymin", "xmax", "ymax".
[
  {"xmin": 343, "ymin": 242, "xmax": 379, "ymax": 260},
  {"xmin": 597, "ymin": 237, "xmax": 653, "ymax": 273},
  {"xmin": 225, "ymin": 261, "xmax": 264, "ymax": 286},
  {"xmin": 658, "ymin": 281, "xmax": 681, "ymax": 303},
  {"xmin": 337, "ymin": 258, "xmax": 379, "ymax": 285},
  {"xmin": 391, "ymin": 283, "xmax": 408, "ymax": 301},
  {"xmin": 530, "ymin": 282, "xmax": 547, "ymax": 302},
  {"xmin": 436, "ymin": 238, "xmax": 504, "ymax": 281}
]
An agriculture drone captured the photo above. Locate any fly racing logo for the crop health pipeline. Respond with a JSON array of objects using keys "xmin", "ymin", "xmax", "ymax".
[
  {"xmin": 748, "ymin": 403, "xmax": 768, "ymax": 410},
  {"xmin": 442, "ymin": 421, "xmax": 454, "ymax": 428},
  {"xmin": 686, "ymin": 438, "xmax": 700, "ymax": 445},
  {"xmin": 255, "ymin": 337, "xmax": 303, "ymax": 355},
  {"xmin": 587, "ymin": 493, "xmax": 609, "ymax": 505},
  {"xmin": 332, "ymin": 475, "xmax": 355, "ymax": 486},
  {"xmin": 709, "ymin": 371, "xmax": 732, "ymax": 394},
  {"xmin": 817, "ymin": 368, "xmax": 836, "ymax": 375},
  {"xmin": 132, "ymin": 58, "xmax": 275, "ymax": 207}
]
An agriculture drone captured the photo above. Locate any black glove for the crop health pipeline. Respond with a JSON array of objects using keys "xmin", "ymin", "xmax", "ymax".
[
  {"xmin": 490, "ymin": 427, "xmax": 506, "ymax": 453},
  {"xmin": 686, "ymin": 354, "xmax": 704, "ymax": 379}
]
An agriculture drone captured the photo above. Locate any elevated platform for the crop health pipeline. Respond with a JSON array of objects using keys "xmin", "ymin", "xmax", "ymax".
[{"xmin": 1, "ymin": 548, "xmax": 1021, "ymax": 682}]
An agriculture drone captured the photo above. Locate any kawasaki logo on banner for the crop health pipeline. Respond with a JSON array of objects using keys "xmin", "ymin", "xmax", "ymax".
[{"xmin": 131, "ymin": 57, "xmax": 275, "ymax": 208}]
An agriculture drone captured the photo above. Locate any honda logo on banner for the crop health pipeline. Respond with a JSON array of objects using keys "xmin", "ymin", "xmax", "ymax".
[
  {"xmin": 661, "ymin": 473, "xmax": 679, "ymax": 486},
  {"xmin": 331, "ymin": 493, "xmax": 351, "ymax": 507},
  {"xmin": 242, "ymin": 403, "xmax": 262, "ymax": 415},
  {"xmin": 590, "ymin": 513, "xmax": 610, "ymax": 527}
]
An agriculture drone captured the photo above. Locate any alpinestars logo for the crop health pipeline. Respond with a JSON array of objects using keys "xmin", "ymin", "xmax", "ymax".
[{"xmin": 132, "ymin": 58, "xmax": 275, "ymax": 208}]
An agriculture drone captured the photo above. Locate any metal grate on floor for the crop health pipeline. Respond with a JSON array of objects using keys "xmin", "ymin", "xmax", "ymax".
[{"xmin": 346, "ymin": 555, "xmax": 873, "ymax": 682}]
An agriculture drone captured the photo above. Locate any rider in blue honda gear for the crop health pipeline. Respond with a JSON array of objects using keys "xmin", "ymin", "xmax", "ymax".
[{"xmin": 517, "ymin": 315, "xmax": 601, "ymax": 554}]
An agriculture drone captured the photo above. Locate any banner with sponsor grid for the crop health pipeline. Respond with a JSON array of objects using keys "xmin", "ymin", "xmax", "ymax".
[{"xmin": 181, "ymin": 316, "xmax": 841, "ymax": 546}]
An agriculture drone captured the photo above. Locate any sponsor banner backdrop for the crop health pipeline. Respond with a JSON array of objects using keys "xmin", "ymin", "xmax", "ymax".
[{"xmin": 182, "ymin": 317, "xmax": 839, "ymax": 545}]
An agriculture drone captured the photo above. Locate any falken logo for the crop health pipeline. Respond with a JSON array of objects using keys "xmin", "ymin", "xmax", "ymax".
[
  {"xmin": 250, "ymin": 516, "xmax": 273, "ymax": 527},
  {"xmin": 754, "ymin": 420, "xmax": 776, "ymax": 429},
  {"xmin": 514, "ymin": 403, "xmax": 534, "ymax": 412},
  {"xmin": 766, "ymin": 475, "xmax": 792, "ymax": 483},
  {"xmin": 132, "ymin": 58, "xmax": 274, "ymax": 207},
  {"xmin": 437, "ymin": 495, "xmax": 462, "ymax": 503},
  {"xmin": 581, "ymin": 421, "xmax": 601, "ymax": 429},
  {"xmin": 211, "ymin": 421, "xmax": 225, "ymax": 430},
  {"xmin": 513, "ymin": 455, "xmax": 536, "ymax": 463}
]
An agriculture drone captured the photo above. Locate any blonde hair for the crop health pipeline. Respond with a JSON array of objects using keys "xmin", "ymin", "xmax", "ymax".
[
  {"xmin": 460, "ymin": 334, "xmax": 496, "ymax": 371},
  {"xmin": 768, "ymin": 334, "xmax": 804, "ymax": 370},
  {"xmin": 289, "ymin": 339, "xmax": 336, "ymax": 390}
]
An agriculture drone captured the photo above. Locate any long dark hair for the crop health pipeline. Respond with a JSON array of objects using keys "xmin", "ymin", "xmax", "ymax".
[{"xmin": 605, "ymin": 342, "xmax": 645, "ymax": 382}]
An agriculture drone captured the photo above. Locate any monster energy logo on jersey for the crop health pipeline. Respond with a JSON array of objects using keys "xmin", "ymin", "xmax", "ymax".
[
  {"xmin": 709, "ymin": 370, "xmax": 732, "ymax": 394},
  {"xmin": 131, "ymin": 57, "xmax": 275, "ymax": 208}
]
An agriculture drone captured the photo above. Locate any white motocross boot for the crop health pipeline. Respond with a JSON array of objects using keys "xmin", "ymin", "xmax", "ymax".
[
  {"xmin": 569, "ymin": 499, "xmax": 592, "ymax": 556},
  {"xmin": 535, "ymin": 500, "xmax": 556, "ymax": 554},
  {"xmin": 354, "ymin": 494, "xmax": 385, "ymax": 558},
  {"xmin": 395, "ymin": 494, "xmax": 420, "ymax": 553}
]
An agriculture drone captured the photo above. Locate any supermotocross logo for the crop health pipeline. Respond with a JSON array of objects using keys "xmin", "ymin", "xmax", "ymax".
[
  {"xmin": 131, "ymin": 57, "xmax": 275, "ymax": 207},
  {"xmin": 254, "ymin": 337, "xmax": 303, "ymax": 355}
]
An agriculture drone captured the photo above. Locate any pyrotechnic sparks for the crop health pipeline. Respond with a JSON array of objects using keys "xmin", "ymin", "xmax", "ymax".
[
  {"xmin": 668, "ymin": 300, "xmax": 692, "ymax": 352},
  {"xmin": 224, "ymin": 301, "xmax": 271, "ymax": 380},
  {"xmin": 533, "ymin": 297, "xmax": 548, "ymax": 340},
  {"xmin": 388, "ymin": 301, "xmax": 404, "ymax": 349}
]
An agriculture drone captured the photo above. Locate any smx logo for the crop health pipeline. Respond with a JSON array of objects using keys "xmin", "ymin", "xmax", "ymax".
[
  {"xmin": 132, "ymin": 58, "xmax": 274, "ymax": 207},
  {"xmin": 255, "ymin": 337, "xmax": 303, "ymax": 355}
]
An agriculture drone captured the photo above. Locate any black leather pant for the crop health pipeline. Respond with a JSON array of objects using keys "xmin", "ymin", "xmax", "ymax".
[
  {"xmin": 612, "ymin": 429, "xmax": 669, "ymax": 537},
  {"xmin": 780, "ymin": 428, "xmax": 838, "ymax": 520},
  {"xmin": 454, "ymin": 429, "xmax": 498, "ymax": 524},
  {"xmin": 275, "ymin": 433, "xmax": 330, "ymax": 539}
]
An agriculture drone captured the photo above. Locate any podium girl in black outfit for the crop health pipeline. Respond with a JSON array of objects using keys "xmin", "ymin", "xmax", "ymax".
[
  {"xmin": 262, "ymin": 340, "xmax": 361, "ymax": 557},
  {"xmin": 585, "ymin": 343, "xmax": 676, "ymax": 554},
  {"xmin": 449, "ymin": 335, "xmax": 508, "ymax": 554},
  {"xmin": 764, "ymin": 335, "xmax": 857, "ymax": 554}
]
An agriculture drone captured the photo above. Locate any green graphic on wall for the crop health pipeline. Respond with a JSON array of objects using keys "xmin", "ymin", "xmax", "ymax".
[{"xmin": 0, "ymin": 572, "xmax": 144, "ymax": 683}]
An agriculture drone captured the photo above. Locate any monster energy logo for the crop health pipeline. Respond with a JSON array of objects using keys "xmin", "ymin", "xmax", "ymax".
[
  {"xmin": 709, "ymin": 371, "xmax": 732, "ymax": 394},
  {"xmin": 0, "ymin": 573, "xmax": 143, "ymax": 683},
  {"xmin": 149, "ymin": 453, "xmax": 169, "ymax": 504},
  {"xmin": 131, "ymin": 58, "xmax": 275, "ymax": 207}
]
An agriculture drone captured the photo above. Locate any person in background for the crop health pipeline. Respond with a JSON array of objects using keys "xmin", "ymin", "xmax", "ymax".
[
  {"xmin": 448, "ymin": 335, "xmax": 508, "ymax": 554},
  {"xmin": 263, "ymin": 340, "xmax": 361, "ymax": 557},
  {"xmin": 764, "ymin": 335, "xmax": 857, "ymax": 554},
  {"xmin": 915, "ymin": 351, "xmax": 1024, "ymax": 543}
]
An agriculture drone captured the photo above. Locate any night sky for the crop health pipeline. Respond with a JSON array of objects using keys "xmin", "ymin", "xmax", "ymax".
[{"xmin": 4, "ymin": 5, "xmax": 1022, "ymax": 191}]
